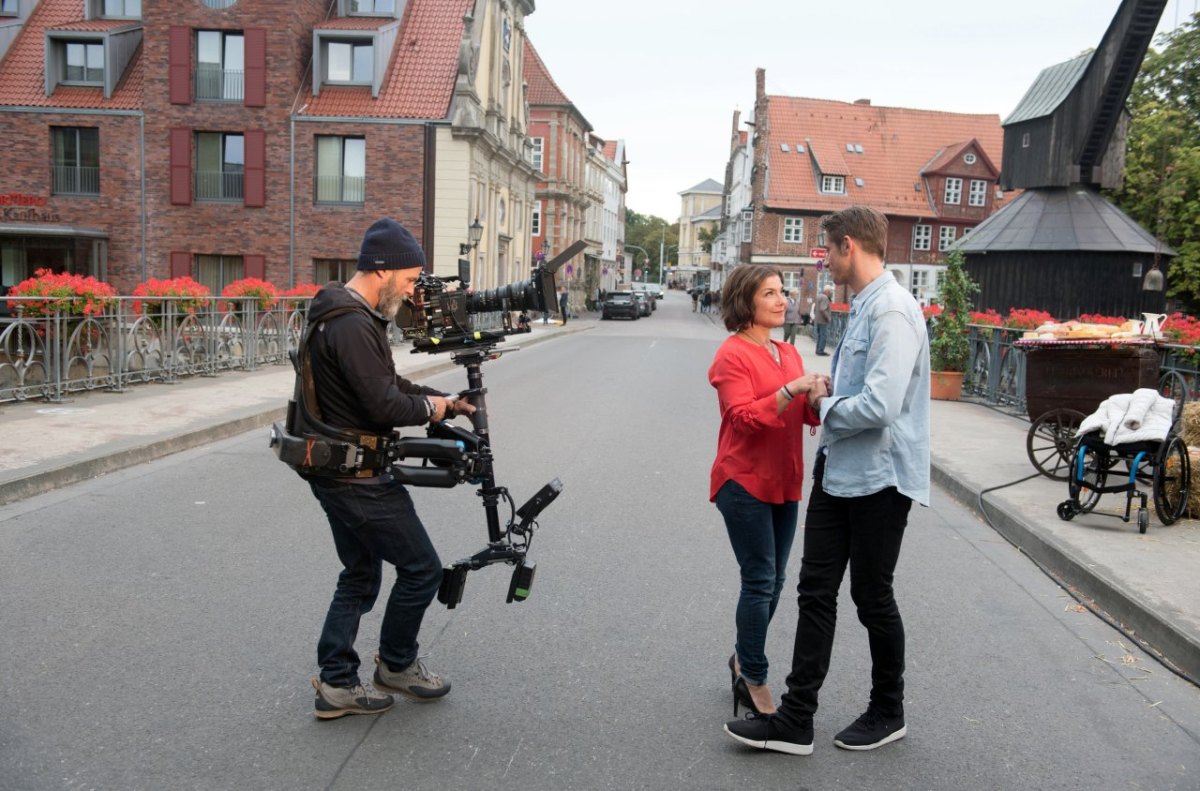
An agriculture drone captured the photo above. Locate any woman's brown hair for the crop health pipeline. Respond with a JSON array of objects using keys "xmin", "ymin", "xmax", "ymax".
[{"xmin": 720, "ymin": 265, "xmax": 783, "ymax": 332}]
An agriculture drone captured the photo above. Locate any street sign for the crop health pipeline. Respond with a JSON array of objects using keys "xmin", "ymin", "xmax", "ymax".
[{"xmin": 810, "ymin": 247, "xmax": 828, "ymax": 259}]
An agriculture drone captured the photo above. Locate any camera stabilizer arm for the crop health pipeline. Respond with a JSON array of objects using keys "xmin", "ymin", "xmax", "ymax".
[{"xmin": 391, "ymin": 345, "xmax": 562, "ymax": 609}]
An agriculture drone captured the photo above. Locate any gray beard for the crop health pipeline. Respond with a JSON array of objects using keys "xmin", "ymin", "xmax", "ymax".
[{"xmin": 377, "ymin": 279, "xmax": 403, "ymax": 320}]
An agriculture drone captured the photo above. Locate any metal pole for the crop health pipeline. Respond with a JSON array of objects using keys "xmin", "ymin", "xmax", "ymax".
[{"xmin": 659, "ymin": 222, "xmax": 665, "ymax": 288}]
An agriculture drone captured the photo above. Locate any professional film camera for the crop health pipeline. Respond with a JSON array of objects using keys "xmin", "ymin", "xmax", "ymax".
[
  {"xmin": 271, "ymin": 243, "xmax": 582, "ymax": 608},
  {"xmin": 395, "ymin": 240, "xmax": 586, "ymax": 354}
]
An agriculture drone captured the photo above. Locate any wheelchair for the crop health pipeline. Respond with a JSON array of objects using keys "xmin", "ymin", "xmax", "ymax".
[{"xmin": 1056, "ymin": 425, "xmax": 1191, "ymax": 533}]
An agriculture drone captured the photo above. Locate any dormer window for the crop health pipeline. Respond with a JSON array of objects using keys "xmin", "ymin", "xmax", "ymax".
[
  {"xmin": 348, "ymin": 0, "xmax": 395, "ymax": 14},
  {"xmin": 944, "ymin": 177, "xmax": 962, "ymax": 205},
  {"xmin": 100, "ymin": 0, "xmax": 140, "ymax": 17},
  {"xmin": 821, "ymin": 175, "xmax": 845, "ymax": 194},
  {"xmin": 64, "ymin": 41, "xmax": 104, "ymax": 85},
  {"xmin": 0, "ymin": 0, "xmax": 17, "ymax": 16},
  {"xmin": 327, "ymin": 40, "xmax": 372, "ymax": 83},
  {"xmin": 968, "ymin": 179, "xmax": 987, "ymax": 207}
]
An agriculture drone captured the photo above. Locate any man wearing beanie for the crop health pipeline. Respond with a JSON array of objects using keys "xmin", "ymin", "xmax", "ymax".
[{"xmin": 302, "ymin": 218, "xmax": 475, "ymax": 719}]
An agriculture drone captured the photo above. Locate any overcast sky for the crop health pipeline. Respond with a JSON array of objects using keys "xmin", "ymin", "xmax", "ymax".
[{"xmin": 523, "ymin": 0, "xmax": 1197, "ymax": 222}]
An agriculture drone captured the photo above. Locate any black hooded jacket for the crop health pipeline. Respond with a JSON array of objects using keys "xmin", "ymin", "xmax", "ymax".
[{"xmin": 305, "ymin": 282, "xmax": 444, "ymax": 435}]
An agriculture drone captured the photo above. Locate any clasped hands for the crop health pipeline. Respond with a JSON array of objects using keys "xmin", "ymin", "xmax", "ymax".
[{"xmin": 786, "ymin": 373, "xmax": 832, "ymax": 409}]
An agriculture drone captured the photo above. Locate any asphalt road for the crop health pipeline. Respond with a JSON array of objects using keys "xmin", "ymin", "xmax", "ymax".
[{"xmin": 1, "ymin": 292, "xmax": 1198, "ymax": 790}]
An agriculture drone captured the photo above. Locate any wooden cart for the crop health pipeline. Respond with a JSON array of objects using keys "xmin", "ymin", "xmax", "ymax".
[{"xmin": 1018, "ymin": 340, "xmax": 1160, "ymax": 480}]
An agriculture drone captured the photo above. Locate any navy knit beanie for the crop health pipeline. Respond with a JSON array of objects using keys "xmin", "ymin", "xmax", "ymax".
[{"xmin": 357, "ymin": 218, "xmax": 426, "ymax": 270}]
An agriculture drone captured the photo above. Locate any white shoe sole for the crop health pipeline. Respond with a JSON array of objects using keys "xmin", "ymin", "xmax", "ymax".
[
  {"xmin": 723, "ymin": 725, "xmax": 813, "ymax": 756},
  {"xmin": 834, "ymin": 725, "xmax": 907, "ymax": 750}
]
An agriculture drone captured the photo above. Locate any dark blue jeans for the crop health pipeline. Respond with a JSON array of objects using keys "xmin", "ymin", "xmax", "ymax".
[
  {"xmin": 309, "ymin": 478, "xmax": 443, "ymax": 687},
  {"xmin": 777, "ymin": 455, "xmax": 912, "ymax": 724},
  {"xmin": 815, "ymin": 323, "xmax": 829, "ymax": 354},
  {"xmin": 715, "ymin": 479, "xmax": 799, "ymax": 685}
]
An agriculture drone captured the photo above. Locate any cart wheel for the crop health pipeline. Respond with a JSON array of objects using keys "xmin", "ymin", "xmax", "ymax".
[
  {"xmin": 1067, "ymin": 441, "xmax": 1107, "ymax": 513},
  {"xmin": 1153, "ymin": 434, "xmax": 1191, "ymax": 526},
  {"xmin": 1027, "ymin": 409, "xmax": 1087, "ymax": 481},
  {"xmin": 1138, "ymin": 508, "xmax": 1150, "ymax": 534},
  {"xmin": 1057, "ymin": 501, "xmax": 1077, "ymax": 521}
]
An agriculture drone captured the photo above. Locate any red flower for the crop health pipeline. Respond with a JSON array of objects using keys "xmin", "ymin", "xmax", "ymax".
[
  {"xmin": 220, "ymin": 277, "xmax": 279, "ymax": 312},
  {"xmin": 6, "ymin": 268, "xmax": 117, "ymax": 318}
]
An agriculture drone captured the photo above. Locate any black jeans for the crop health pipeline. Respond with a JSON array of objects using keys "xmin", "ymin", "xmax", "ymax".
[
  {"xmin": 309, "ymin": 478, "xmax": 443, "ymax": 687},
  {"xmin": 777, "ymin": 455, "xmax": 912, "ymax": 724}
]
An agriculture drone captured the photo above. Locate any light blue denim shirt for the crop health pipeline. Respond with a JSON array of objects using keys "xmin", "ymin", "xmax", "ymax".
[{"xmin": 819, "ymin": 271, "xmax": 930, "ymax": 506}]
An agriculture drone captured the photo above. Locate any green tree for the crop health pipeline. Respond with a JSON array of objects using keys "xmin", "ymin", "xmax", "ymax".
[
  {"xmin": 624, "ymin": 209, "xmax": 678, "ymax": 281},
  {"xmin": 1111, "ymin": 13, "xmax": 1200, "ymax": 311},
  {"xmin": 929, "ymin": 249, "xmax": 978, "ymax": 373},
  {"xmin": 697, "ymin": 224, "xmax": 719, "ymax": 254}
]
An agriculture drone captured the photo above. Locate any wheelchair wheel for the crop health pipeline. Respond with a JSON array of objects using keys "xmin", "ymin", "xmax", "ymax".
[
  {"xmin": 1152, "ymin": 434, "xmax": 1191, "ymax": 526},
  {"xmin": 1066, "ymin": 441, "xmax": 1106, "ymax": 513},
  {"xmin": 1138, "ymin": 508, "xmax": 1150, "ymax": 534},
  {"xmin": 1027, "ymin": 408, "xmax": 1086, "ymax": 481}
]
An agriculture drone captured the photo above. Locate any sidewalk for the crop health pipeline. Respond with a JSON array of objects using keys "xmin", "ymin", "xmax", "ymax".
[{"xmin": 1, "ymin": 310, "xmax": 1198, "ymax": 683}]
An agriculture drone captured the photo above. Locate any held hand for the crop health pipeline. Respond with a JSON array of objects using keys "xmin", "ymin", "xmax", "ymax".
[
  {"xmin": 428, "ymin": 396, "xmax": 450, "ymax": 422},
  {"xmin": 789, "ymin": 373, "xmax": 821, "ymax": 394},
  {"xmin": 447, "ymin": 397, "xmax": 477, "ymax": 417},
  {"xmin": 807, "ymin": 378, "xmax": 829, "ymax": 408}
]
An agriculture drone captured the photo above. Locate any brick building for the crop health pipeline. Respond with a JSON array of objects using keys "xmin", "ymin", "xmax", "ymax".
[
  {"xmin": 726, "ymin": 68, "xmax": 1015, "ymax": 307},
  {"xmin": 0, "ymin": 0, "xmax": 539, "ymax": 296}
]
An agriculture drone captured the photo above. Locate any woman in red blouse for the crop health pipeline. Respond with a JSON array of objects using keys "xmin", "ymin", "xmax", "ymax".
[{"xmin": 709, "ymin": 265, "xmax": 827, "ymax": 716}]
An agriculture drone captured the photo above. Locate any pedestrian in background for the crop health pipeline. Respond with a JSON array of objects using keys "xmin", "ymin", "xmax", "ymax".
[
  {"xmin": 783, "ymin": 290, "xmax": 801, "ymax": 345},
  {"xmin": 709, "ymin": 264, "xmax": 827, "ymax": 719},
  {"xmin": 559, "ymin": 287, "xmax": 569, "ymax": 325},
  {"xmin": 300, "ymin": 218, "xmax": 476, "ymax": 719},
  {"xmin": 692, "ymin": 289, "xmax": 700, "ymax": 312},
  {"xmin": 812, "ymin": 284, "xmax": 833, "ymax": 356},
  {"xmin": 725, "ymin": 206, "xmax": 930, "ymax": 756}
]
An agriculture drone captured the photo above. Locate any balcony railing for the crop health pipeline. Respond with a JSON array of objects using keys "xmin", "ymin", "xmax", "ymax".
[
  {"xmin": 195, "ymin": 170, "xmax": 244, "ymax": 201},
  {"xmin": 315, "ymin": 174, "xmax": 365, "ymax": 203},
  {"xmin": 195, "ymin": 65, "xmax": 244, "ymax": 102},
  {"xmin": 51, "ymin": 165, "xmax": 100, "ymax": 195}
]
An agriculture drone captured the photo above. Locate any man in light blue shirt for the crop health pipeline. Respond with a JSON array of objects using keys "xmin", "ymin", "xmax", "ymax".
[{"xmin": 726, "ymin": 206, "xmax": 930, "ymax": 756}]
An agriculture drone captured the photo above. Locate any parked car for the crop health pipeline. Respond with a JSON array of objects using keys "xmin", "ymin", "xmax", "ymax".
[
  {"xmin": 633, "ymin": 292, "xmax": 653, "ymax": 317},
  {"xmin": 602, "ymin": 292, "xmax": 639, "ymax": 320}
]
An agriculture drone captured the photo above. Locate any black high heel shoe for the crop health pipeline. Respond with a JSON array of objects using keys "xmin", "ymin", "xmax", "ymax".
[
  {"xmin": 732, "ymin": 675, "xmax": 762, "ymax": 717},
  {"xmin": 728, "ymin": 653, "xmax": 737, "ymax": 686}
]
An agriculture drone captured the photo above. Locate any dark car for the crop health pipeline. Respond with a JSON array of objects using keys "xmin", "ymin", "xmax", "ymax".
[
  {"xmin": 602, "ymin": 292, "xmax": 639, "ymax": 320},
  {"xmin": 633, "ymin": 292, "xmax": 652, "ymax": 317}
]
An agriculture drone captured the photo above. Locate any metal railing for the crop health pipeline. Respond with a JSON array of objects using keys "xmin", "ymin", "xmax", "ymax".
[
  {"xmin": 51, "ymin": 165, "xmax": 100, "ymax": 195},
  {"xmin": 315, "ymin": 174, "xmax": 365, "ymax": 203},
  {"xmin": 195, "ymin": 170, "xmax": 244, "ymax": 201},
  {"xmin": 0, "ymin": 296, "xmax": 306, "ymax": 404},
  {"xmin": 195, "ymin": 65, "xmax": 244, "ymax": 102}
]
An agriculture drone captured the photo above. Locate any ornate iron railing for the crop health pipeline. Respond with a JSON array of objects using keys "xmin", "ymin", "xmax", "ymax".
[{"xmin": 0, "ymin": 297, "xmax": 308, "ymax": 404}]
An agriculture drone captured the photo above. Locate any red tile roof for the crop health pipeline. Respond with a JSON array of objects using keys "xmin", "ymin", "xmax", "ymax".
[
  {"xmin": 314, "ymin": 17, "xmax": 396, "ymax": 30},
  {"xmin": 0, "ymin": 0, "xmax": 142, "ymax": 110},
  {"xmin": 301, "ymin": 0, "xmax": 472, "ymax": 120},
  {"xmin": 602, "ymin": 141, "xmax": 618, "ymax": 161},
  {"xmin": 920, "ymin": 139, "xmax": 999, "ymax": 177},
  {"xmin": 47, "ymin": 19, "xmax": 139, "ymax": 33},
  {"xmin": 523, "ymin": 39, "xmax": 570, "ymax": 106},
  {"xmin": 765, "ymin": 96, "xmax": 1009, "ymax": 218}
]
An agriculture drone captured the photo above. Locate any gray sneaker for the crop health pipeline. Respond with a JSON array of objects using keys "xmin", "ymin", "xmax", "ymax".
[
  {"xmin": 311, "ymin": 677, "xmax": 394, "ymax": 719},
  {"xmin": 373, "ymin": 655, "xmax": 451, "ymax": 701}
]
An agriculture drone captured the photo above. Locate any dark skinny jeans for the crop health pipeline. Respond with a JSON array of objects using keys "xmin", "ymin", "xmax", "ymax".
[{"xmin": 777, "ymin": 455, "xmax": 912, "ymax": 724}]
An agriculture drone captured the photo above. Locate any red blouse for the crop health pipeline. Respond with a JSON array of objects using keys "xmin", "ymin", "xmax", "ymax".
[{"xmin": 709, "ymin": 336, "xmax": 821, "ymax": 504}]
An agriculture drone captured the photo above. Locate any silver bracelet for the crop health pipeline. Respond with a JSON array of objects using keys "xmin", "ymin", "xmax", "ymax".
[{"xmin": 779, "ymin": 385, "xmax": 794, "ymax": 401}]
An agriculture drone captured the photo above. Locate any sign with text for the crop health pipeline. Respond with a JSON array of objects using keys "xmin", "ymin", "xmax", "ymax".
[{"xmin": 810, "ymin": 247, "xmax": 828, "ymax": 259}]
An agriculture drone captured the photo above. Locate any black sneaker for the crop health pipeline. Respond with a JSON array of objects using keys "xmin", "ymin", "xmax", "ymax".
[
  {"xmin": 833, "ymin": 708, "xmax": 906, "ymax": 750},
  {"xmin": 724, "ymin": 714, "xmax": 813, "ymax": 756}
]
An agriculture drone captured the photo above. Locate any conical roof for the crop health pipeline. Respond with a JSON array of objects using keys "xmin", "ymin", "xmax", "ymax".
[{"xmin": 952, "ymin": 187, "xmax": 1174, "ymax": 255}]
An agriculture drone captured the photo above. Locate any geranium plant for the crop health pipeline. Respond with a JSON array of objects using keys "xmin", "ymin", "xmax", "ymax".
[
  {"xmin": 929, "ymin": 249, "xmax": 978, "ymax": 373},
  {"xmin": 6, "ymin": 268, "xmax": 117, "ymax": 318},
  {"xmin": 131, "ymin": 276, "xmax": 211, "ymax": 316},
  {"xmin": 281, "ymin": 283, "xmax": 320, "ymax": 310},
  {"xmin": 221, "ymin": 277, "xmax": 279, "ymax": 312},
  {"xmin": 1004, "ymin": 308, "xmax": 1056, "ymax": 330}
]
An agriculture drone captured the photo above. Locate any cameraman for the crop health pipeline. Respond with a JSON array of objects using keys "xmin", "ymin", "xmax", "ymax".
[{"xmin": 305, "ymin": 218, "xmax": 474, "ymax": 719}]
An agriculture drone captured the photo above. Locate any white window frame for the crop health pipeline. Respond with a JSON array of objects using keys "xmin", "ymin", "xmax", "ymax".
[
  {"xmin": 782, "ymin": 217, "xmax": 803, "ymax": 244},
  {"xmin": 938, "ymin": 225, "xmax": 956, "ymax": 251},
  {"xmin": 782, "ymin": 271, "xmax": 801, "ymax": 291},
  {"xmin": 531, "ymin": 137, "xmax": 544, "ymax": 172},
  {"xmin": 741, "ymin": 209, "xmax": 753, "ymax": 243},
  {"xmin": 943, "ymin": 177, "xmax": 962, "ymax": 205},
  {"xmin": 912, "ymin": 269, "xmax": 930, "ymax": 288},
  {"xmin": 821, "ymin": 175, "xmax": 845, "ymax": 194},
  {"xmin": 531, "ymin": 200, "xmax": 541, "ymax": 236},
  {"xmin": 912, "ymin": 224, "xmax": 932, "ymax": 251},
  {"xmin": 324, "ymin": 39, "xmax": 373, "ymax": 85},
  {"xmin": 968, "ymin": 179, "xmax": 987, "ymax": 207}
]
